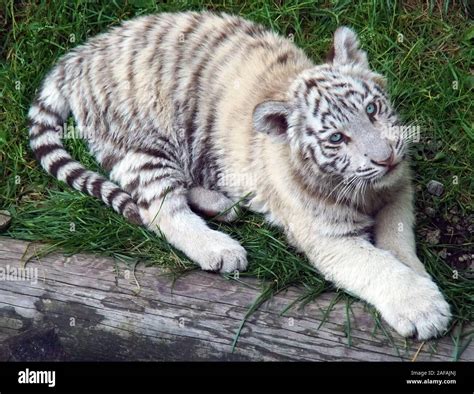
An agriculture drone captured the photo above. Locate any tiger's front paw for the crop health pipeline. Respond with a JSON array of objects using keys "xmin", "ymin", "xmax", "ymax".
[
  {"xmin": 191, "ymin": 231, "xmax": 248, "ymax": 273},
  {"xmin": 377, "ymin": 275, "xmax": 451, "ymax": 340}
]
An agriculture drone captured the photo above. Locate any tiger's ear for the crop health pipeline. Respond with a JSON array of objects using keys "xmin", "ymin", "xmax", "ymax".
[
  {"xmin": 326, "ymin": 26, "xmax": 369, "ymax": 69},
  {"xmin": 253, "ymin": 100, "xmax": 291, "ymax": 141}
]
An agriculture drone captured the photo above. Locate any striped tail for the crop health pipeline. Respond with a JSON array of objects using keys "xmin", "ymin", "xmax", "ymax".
[{"xmin": 28, "ymin": 69, "xmax": 143, "ymax": 226}]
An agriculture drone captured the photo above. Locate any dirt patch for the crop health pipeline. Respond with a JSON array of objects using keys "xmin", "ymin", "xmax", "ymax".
[{"xmin": 417, "ymin": 205, "xmax": 473, "ymax": 274}]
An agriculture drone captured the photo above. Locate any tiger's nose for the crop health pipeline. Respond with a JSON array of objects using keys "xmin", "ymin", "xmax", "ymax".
[{"xmin": 371, "ymin": 151, "xmax": 394, "ymax": 168}]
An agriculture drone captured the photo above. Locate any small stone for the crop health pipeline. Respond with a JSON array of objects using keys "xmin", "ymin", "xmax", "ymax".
[
  {"xmin": 0, "ymin": 210, "xmax": 12, "ymax": 232},
  {"xmin": 424, "ymin": 207, "xmax": 436, "ymax": 218},
  {"xmin": 449, "ymin": 206, "xmax": 459, "ymax": 215},
  {"xmin": 438, "ymin": 248, "xmax": 447, "ymax": 259},
  {"xmin": 425, "ymin": 229, "xmax": 441, "ymax": 245},
  {"xmin": 427, "ymin": 180, "xmax": 444, "ymax": 196}
]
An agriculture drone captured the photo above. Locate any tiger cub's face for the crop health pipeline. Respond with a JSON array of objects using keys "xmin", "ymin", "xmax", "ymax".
[
  {"xmin": 253, "ymin": 27, "xmax": 408, "ymax": 190},
  {"xmin": 292, "ymin": 66, "xmax": 405, "ymax": 186}
]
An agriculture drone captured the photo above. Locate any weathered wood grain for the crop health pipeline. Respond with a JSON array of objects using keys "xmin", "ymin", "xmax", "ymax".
[{"xmin": 0, "ymin": 237, "xmax": 471, "ymax": 361}]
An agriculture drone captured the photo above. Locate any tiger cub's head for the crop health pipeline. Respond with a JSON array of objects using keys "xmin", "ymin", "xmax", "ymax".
[{"xmin": 253, "ymin": 27, "xmax": 409, "ymax": 191}]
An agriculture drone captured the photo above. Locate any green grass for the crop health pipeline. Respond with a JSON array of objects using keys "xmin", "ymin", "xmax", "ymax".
[{"xmin": 1, "ymin": 0, "xmax": 473, "ymax": 359}]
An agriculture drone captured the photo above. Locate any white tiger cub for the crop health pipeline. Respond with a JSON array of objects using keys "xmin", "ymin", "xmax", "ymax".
[{"xmin": 28, "ymin": 12, "xmax": 451, "ymax": 340}]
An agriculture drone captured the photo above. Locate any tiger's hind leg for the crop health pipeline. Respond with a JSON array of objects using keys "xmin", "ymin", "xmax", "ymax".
[
  {"xmin": 110, "ymin": 150, "xmax": 247, "ymax": 273},
  {"xmin": 187, "ymin": 187, "xmax": 239, "ymax": 222}
]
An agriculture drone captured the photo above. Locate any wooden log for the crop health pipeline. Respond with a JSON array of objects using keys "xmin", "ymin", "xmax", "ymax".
[{"xmin": 0, "ymin": 237, "xmax": 471, "ymax": 361}]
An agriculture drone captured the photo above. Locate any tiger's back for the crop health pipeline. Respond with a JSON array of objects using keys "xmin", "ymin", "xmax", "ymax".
[{"xmin": 35, "ymin": 12, "xmax": 307, "ymax": 189}]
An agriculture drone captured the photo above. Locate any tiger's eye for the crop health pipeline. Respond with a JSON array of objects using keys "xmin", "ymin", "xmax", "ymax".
[
  {"xmin": 329, "ymin": 132, "xmax": 344, "ymax": 143},
  {"xmin": 366, "ymin": 102, "xmax": 376, "ymax": 115}
]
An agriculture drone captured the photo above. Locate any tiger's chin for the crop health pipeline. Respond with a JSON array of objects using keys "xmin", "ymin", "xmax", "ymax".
[{"xmin": 370, "ymin": 162, "xmax": 406, "ymax": 190}]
